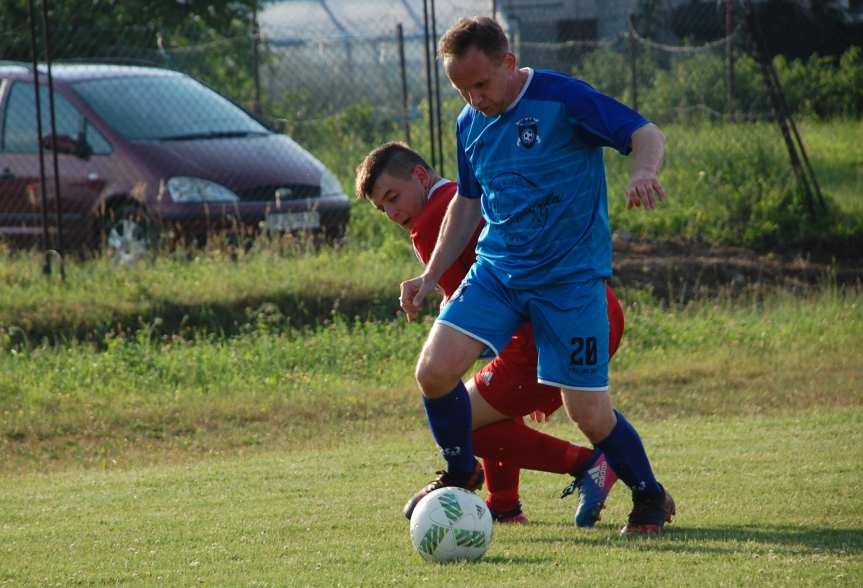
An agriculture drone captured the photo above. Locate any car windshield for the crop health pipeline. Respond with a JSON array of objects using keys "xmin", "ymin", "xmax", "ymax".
[{"xmin": 72, "ymin": 74, "xmax": 270, "ymax": 141}]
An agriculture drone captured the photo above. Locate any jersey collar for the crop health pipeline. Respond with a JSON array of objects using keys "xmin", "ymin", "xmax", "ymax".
[
  {"xmin": 503, "ymin": 67, "xmax": 534, "ymax": 114},
  {"xmin": 427, "ymin": 178, "xmax": 450, "ymax": 200}
]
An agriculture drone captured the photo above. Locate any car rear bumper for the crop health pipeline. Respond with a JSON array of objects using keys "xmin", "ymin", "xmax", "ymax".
[{"xmin": 151, "ymin": 194, "xmax": 351, "ymax": 234}]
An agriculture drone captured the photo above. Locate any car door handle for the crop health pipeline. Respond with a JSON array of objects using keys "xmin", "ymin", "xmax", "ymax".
[{"xmin": 0, "ymin": 167, "xmax": 14, "ymax": 181}]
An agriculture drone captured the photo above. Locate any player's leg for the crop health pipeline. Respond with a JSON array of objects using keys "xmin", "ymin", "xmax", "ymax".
[
  {"xmin": 463, "ymin": 367, "xmax": 530, "ymax": 523},
  {"xmin": 561, "ymin": 282, "xmax": 625, "ymax": 526},
  {"xmin": 403, "ymin": 322, "xmax": 486, "ymax": 519},
  {"xmin": 469, "ymin": 359, "xmax": 595, "ymax": 474},
  {"xmin": 468, "ymin": 340, "xmax": 604, "ymax": 525},
  {"xmin": 531, "ymin": 278, "xmax": 674, "ymax": 535},
  {"xmin": 404, "ymin": 266, "xmax": 523, "ymax": 519},
  {"xmin": 472, "ymin": 284, "xmax": 626, "ymax": 526},
  {"xmin": 561, "ymin": 391, "xmax": 674, "ymax": 534},
  {"xmin": 480, "ymin": 455, "xmax": 527, "ymax": 524}
]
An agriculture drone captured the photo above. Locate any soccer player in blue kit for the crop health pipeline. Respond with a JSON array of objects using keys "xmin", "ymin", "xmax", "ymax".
[{"xmin": 401, "ymin": 16, "xmax": 675, "ymax": 534}]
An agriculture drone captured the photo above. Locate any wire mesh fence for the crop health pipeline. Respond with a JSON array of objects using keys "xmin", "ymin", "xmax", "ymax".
[{"xmin": 0, "ymin": 0, "xmax": 860, "ymax": 268}]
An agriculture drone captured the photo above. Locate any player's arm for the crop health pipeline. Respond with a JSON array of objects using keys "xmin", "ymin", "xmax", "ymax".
[
  {"xmin": 625, "ymin": 123, "xmax": 666, "ymax": 210},
  {"xmin": 400, "ymin": 194, "xmax": 482, "ymax": 321},
  {"xmin": 563, "ymin": 81, "xmax": 666, "ymax": 210}
]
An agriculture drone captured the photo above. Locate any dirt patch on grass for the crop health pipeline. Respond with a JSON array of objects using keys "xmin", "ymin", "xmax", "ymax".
[{"xmin": 612, "ymin": 236, "xmax": 863, "ymax": 302}]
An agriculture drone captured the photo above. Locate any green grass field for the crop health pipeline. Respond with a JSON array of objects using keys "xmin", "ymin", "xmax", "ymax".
[
  {"xmin": 1, "ymin": 286, "xmax": 862, "ymax": 585},
  {"xmin": 2, "ymin": 410, "xmax": 861, "ymax": 586}
]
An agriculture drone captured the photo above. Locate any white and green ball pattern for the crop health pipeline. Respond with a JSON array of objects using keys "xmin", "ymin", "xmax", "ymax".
[{"xmin": 409, "ymin": 487, "xmax": 493, "ymax": 562}]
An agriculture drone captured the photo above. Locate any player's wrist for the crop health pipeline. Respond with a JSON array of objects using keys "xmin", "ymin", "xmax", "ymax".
[{"xmin": 422, "ymin": 264, "xmax": 445, "ymax": 285}]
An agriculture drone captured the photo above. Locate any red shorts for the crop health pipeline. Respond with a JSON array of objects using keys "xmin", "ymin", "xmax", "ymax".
[{"xmin": 473, "ymin": 283, "xmax": 624, "ymax": 418}]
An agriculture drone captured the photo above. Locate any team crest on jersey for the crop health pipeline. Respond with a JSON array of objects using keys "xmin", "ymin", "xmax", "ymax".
[{"xmin": 516, "ymin": 116, "xmax": 540, "ymax": 149}]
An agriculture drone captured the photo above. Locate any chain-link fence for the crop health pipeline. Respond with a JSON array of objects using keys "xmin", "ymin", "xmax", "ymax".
[{"xmin": 1, "ymin": 0, "xmax": 861, "ymax": 268}]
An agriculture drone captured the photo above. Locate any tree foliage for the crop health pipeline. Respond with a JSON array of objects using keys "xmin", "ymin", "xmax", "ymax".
[
  {"xmin": 634, "ymin": 0, "xmax": 863, "ymax": 59},
  {"xmin": 0, "ymin": 0, "xmax": 260, "ymax": 62}
]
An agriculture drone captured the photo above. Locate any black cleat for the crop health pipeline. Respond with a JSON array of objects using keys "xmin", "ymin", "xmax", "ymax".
[
  {"xmin": 620, "ymin": 487, "xmax": 676, "ymax": 535},
  {"xmin": 403, "ymin": 461, "xmax": 485, "ymax": 520}
]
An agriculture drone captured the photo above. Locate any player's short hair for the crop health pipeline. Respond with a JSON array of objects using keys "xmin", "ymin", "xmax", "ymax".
[
  {"xmin": 355, "ymin": 142, "xmax": 431, "ymax": 200},
  {"xmin": 438, "ymin": 16, "xmax": 509, "ymax": 63}
]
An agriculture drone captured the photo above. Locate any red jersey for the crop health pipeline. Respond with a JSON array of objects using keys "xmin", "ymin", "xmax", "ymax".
[{"xmin": 410, "ymin": 181, "xmax": 482, "ymax": 300}]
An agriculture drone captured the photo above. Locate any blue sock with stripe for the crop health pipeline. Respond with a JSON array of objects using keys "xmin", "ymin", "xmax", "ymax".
[
  {"xmin": 422, "ymin": 381, "xmax": 476, "ymax": 476},
  {"xmin": 596, "ymin": 410, "xmax": 662, "ymax": 497}
]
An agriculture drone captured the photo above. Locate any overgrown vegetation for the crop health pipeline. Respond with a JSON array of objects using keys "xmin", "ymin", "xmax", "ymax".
[
  {"xmin": 1, "ymin": 285, "xmax": 860, "ymax": 471},
  {"xmin": 579, "ymin": 45, "xmax": 863, "ymax": 121}
]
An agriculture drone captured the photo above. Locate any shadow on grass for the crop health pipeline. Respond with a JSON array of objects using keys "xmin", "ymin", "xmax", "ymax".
[
  {"xmin": 523, "ymin": 523, "xmax": 863, "ymax": 556},
  {"xmin": 3, "ymin": 290, "xmax": 418, "ymax": 349},
  {"xmin": 480, "ymin": 555, "xmax": 552, "ymax": 565}
]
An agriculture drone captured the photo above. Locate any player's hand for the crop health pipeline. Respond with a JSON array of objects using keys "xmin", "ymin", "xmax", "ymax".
[
  {"xmin": 400, "ymin": 274, "xmax": 436, "ymax": 321},
  {"xmin": 625, "ymin": 173, "xmax": 666, "ymax": 210},
  {"xmin": 528, "ymin": 410, "xmax": 549, "ymax": 423}
]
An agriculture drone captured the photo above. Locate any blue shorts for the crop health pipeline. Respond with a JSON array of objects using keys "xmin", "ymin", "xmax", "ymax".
[{"xmin": 438, "ymin": 262, "xmax": 609, "ymax": 391}]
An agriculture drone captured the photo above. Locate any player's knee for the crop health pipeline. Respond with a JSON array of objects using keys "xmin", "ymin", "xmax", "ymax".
[
  {"xmin": 575, "ymin": 413, "xmax": 613, "ymax": 442},
  {"xmin": 415, "ymin": 352, "xmax": 460, "ymax": 398},
  {"xmin": 563, "ymin": 394, "xmax": 615, "ymax": 442}
]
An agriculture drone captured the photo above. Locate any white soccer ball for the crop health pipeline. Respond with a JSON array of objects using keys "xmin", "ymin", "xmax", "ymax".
[{"xmin": 409, "ymin": 487, "xmax": 494, "ymax": 562}]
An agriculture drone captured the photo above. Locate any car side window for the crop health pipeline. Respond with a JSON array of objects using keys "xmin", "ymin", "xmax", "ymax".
[{"xmin": 2, "ymin": 81, "xmax": 111, "ymax": 155}]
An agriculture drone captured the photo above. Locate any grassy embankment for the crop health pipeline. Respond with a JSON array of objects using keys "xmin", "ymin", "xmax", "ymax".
[{"xmin": 1, "ymin": 285, "xmax": 860, "ymax": 471}]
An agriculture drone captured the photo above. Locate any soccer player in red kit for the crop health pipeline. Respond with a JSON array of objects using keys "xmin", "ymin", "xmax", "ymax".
[{"xmin": 356, "ymin": 142, "xmax": 623, "ymax": 526}]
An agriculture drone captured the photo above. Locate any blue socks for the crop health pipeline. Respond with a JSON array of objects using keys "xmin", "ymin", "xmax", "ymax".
[
  {"xmin": 422, "ymin": 381, "xmax": 476, "ymax": 476},
  {"xmin": 596, "ymin": 410, "xmax": 663, "ymax": 497}
]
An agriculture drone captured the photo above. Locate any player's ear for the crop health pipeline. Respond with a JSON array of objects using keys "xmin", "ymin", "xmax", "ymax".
[
  {"xmin": 413, "ymin": 164, "xmax": 430, "ymax": 186},
  {"xmin": 502, "ymin": 52, "xmax": 517, "ymax": 71}
]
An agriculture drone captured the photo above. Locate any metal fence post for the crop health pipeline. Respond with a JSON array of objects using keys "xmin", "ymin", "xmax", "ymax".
[
  {"xmin": 27, "ymin": 0, "xmax": 52, "ymax": 276},
  {"xmin": 726, "ymin": 0, "xmax": 736, "ymax": 123},
  {"xmin": 40, "ymin": 0, "xmax": 65, "ymax": 281},
  {"xmin": 252, "ymin": 4, "xmax": 262, "ymax": 116},
  {"xmin": 431, "ymin": 0, "xmax": 444, "ymax": 177},
  {"xmin": 397, "ymin": 24, "xmax": 411, "ymax": 145},
  {"xmin": 628, "ymin": 16, "xmax": 638, "ymax": 111},
  {"xmin": 422, "ymin": 0, "xmax": 437, "ymax": 169}
]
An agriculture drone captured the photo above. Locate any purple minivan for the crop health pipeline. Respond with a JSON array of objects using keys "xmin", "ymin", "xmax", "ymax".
[{"xmin": 0, "ymin": 63, "xmax": 350, "ymax": 263}]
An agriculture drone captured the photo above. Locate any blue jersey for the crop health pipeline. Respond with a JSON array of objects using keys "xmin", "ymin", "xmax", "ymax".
[{"xmin": 456, "ymin": 69, "xmax": 648, "ymax": 288}]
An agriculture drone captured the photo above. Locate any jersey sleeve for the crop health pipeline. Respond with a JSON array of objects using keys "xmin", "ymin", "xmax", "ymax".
[
  {"xmin": 562, "ymin": 79, "xmax": 649, "ymax": 155},
  {"xmin": 456, "ymin": 118, "xmax": 483, "ymax": 199}
]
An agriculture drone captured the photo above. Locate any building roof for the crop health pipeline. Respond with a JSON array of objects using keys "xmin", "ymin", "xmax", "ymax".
[{"xmin": 260, "ymin": 0, "xmax": 494, "ymax": 42}]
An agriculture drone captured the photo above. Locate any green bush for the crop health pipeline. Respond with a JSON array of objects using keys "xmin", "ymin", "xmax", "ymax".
[
  {"xmin": 605, "ymin": 121, "xmax": 860, "ymax": 249},
  {"xmin": 575, "ymin": 45, "xmax": 863, "ymax": 122}
]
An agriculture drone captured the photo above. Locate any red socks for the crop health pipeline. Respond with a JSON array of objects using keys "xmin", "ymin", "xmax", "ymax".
[
  {"xmin": 482, "ymin": 459, "xmax": 520, "ymax": 514},
  {"xmin": 473, "ymin": 418, "xmax": 594, "ymax": 512}
]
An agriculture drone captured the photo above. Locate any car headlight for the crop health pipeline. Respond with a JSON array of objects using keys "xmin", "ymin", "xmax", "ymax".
[
  {"xmin": 319, "ymin": 168, "xmax": 344, "ymax": 197},
  {"xmin": 167, "ymin": 177, "xmax": 240, "ymax": 203}
]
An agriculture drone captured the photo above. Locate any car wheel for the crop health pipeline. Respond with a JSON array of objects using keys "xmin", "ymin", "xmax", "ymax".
[
  {"xmin": 102, "ymin": 205, "xmax": 158, "ymax": 266},
  {"xmin": 322, "ymin": 222, "xmax": 347, "ymax": 244}
]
